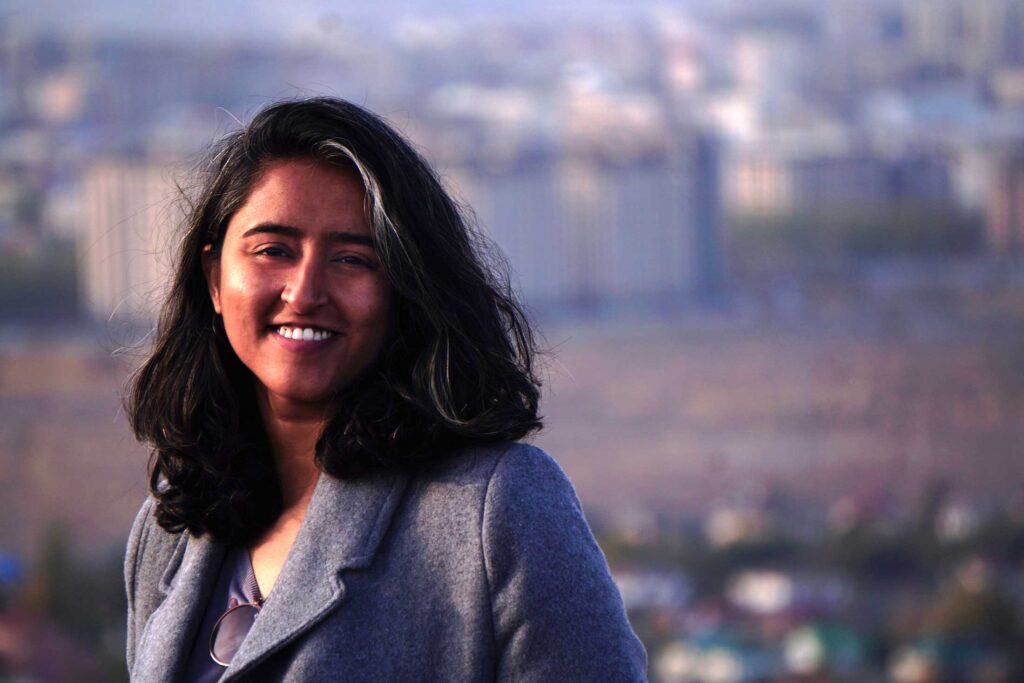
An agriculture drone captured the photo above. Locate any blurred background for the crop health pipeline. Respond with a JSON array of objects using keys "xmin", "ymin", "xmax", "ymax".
[{"xmin": 2, "ymin": 0, "xmax": 1024, "ymax": 680}]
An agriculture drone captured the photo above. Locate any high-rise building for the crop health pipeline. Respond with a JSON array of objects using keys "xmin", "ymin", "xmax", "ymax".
[
  {"xmin": 724, "ymin": 132, "xmax": 953, "ymax": 214},
  {"xmin": 900, "ymin": 0, "xmax": 1024, "ymax": 75},
  {"xmin": 446, "ymin": 132, "xmax": 723, "ymax": 307},
  {"xmin": 78, "ymin": 159, "xmax": 181, "ymax": 321},
  {"xmin": 986, "ymin": 150, "xmax": 1024, "ymax": 253}
]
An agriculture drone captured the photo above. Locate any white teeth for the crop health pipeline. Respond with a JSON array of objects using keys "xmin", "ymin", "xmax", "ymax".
[{"xmin": 276, "ymin": 326, "xmax": 334, "ymax": 341}]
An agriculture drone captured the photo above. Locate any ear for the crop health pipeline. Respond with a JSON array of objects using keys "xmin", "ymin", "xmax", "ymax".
[{"xmin": 201, "ymin": 244, "xmax": 222, "ymax": 315}]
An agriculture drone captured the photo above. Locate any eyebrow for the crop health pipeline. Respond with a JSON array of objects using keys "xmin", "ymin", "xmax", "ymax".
[{"xmin": 240, "ymin": 223, "xmax": 374, "ymax": 247}]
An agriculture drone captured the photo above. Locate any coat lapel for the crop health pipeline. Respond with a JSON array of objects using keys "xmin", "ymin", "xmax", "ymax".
[
  {"xmin": 219, "ymin": 470, "xmax": 409, "ymax": 682},
  {"xmin": 131, "ymin": 530, "xmax": 227, "ymax": 682}
]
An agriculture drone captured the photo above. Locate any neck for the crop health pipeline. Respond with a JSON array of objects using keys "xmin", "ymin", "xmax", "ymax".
[{"xmin": 256, "ymin": 389, "xmax": 326, "ymax": 512}]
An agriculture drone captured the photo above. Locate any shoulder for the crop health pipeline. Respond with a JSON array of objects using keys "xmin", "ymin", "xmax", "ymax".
[
  {"xmin": 424, "ymin": 441, "xmax": 570, "ymax": 492},
  {"xmin": 124, "ymin": 495, "xmax": 185, "ymax": 671},
  {"xmin": 460, "ymin": 444, "xmax": 649, "ymax": 679},
  {"xmin": 478, "ymin": 443, "xmax": 583, "ymax": 536},
  {"xmin": 125, "ymin": 496, "xmax": 186, "ymax": 608},
  {"xmin": 473, "ymin": 442, "xmax": 591, "ymax": 574},
  {"xmin": 126, "ymin": 495, "xmax": 184, "ymax": 578},
  {"xmin": 398, "ymin": 441, "xmax": 574, "ymax": 538},
  {"xmin": 125, "ymin": 496, "xmax": 159, "ymax": 597}
]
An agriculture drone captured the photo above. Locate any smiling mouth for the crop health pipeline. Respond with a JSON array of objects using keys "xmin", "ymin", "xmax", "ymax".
[{"xmin": 274, "ymin": 326, "xmax": 337, "ymax": 341}]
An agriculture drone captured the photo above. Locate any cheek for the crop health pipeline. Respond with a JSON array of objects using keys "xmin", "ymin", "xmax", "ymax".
[
  {"xmin": 220, "ymin": 267, "xmax": 274, "ymax": 322},
  {"xmin": 346, "ymin": 281, "xmax": 393, "ymax": 336}
]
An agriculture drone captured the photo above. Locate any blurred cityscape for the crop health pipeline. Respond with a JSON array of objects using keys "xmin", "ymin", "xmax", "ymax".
[{"xmin": 2, "ymin": 0, "xmax": 1024, "ymax": 680}]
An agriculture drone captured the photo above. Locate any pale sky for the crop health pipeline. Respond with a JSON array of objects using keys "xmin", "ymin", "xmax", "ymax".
[{"xmin": 4, "ymin": 0, "xmax": 674, "ymax": 41}]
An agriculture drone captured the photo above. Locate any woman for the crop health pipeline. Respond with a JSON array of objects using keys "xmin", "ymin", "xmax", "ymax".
[{"xmin": 124, "ymin": 97, "xmax": 647, "ymax": 682}]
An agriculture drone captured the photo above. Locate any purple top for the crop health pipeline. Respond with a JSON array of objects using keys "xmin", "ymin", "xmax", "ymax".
[{"xmin": 181, "ymin": 546, "xmax": 262, "ymax": 682}]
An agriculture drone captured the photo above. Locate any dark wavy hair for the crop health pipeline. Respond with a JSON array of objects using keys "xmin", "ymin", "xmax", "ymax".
[{"xmin": 127, "ymin": 97, "xmax": 543, "ymax": 544}]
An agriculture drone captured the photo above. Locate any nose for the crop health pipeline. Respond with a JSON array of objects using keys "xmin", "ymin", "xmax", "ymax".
[{"xmin": 281, "ymin": 256, "xmax": 328, "ymax": 313}]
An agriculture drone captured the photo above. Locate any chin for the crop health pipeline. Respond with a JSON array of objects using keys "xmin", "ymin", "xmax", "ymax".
[
  {"xmin": 257, "ymin": 380, "xmax": 342, "ymax": 412},
  {"xmin": 286, "ymin": 387, "xmax": 339, "ymax": 406}
]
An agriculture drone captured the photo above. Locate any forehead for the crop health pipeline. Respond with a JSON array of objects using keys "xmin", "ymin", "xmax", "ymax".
[{"xmin": 227, "ymin": 158, "xmax": 369, "ymax": 236}]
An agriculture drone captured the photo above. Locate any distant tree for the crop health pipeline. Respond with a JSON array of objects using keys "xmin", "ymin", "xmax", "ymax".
[
  {"xmin": 926, "ymin": 580, "xmax": 1019, "ymax": 646},
  {"xmin": 0, "ymin": 239, "xmax": 79, "ymax": 321},
  {"xmin": 727, "ymin": 203, "xmax": 984, "ymax": 276},
  {"xmin": 36, "ymin": 522, "xmax": 77, "ymax": 628},
  {"xmin": 24, "ymin": 521, "xmax": 129, "ymax": 682}
]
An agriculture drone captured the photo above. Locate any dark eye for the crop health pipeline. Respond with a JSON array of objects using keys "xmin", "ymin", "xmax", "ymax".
[
  {"xmin": 334, "ymin": 254, "xmax": 374, "ymax": 268},
  {"xmin": 256, "ymin": 246, "xmax": 290, "ymax": 258}
]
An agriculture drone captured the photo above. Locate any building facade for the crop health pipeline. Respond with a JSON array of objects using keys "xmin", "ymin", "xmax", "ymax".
[{"xmin": 79, "ymin": 159, "xmax": 180, "ymax": 321}]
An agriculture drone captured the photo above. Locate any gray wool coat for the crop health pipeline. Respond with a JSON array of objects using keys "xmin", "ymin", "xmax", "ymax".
[{"xmin": 124, "ymin": 443, "xmax": 648, "ymax": 681}]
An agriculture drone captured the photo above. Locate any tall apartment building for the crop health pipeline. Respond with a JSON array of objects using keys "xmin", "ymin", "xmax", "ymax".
[
  {"xmin": 725, "ymin": 139, "xmax": 952, "ymax": 214},
  {"xmin": 446, "ymin": 132, "xmax": 723, "ymax": 307},
  {"xmin": 79, "ymin": 159, "xmax": 181, "ymax": 321},
  {"xmin": 900, "ymin": 0, "xmax": 1024, "ymax": 73},
  {"xmin": 987, "ymin": 150, "xmax": 1024, "ymax": 253}
]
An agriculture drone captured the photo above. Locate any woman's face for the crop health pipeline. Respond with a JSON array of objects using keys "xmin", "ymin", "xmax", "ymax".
[{"xmin": 204, "ymin": 157, "xmax": 393, "ymax": 417}]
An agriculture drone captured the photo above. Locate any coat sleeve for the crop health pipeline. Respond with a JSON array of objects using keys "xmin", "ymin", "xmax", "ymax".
[
  {"xmin": 124, "ymin": 496, "xmax": 155, "ymax": 674},
  {"xmin": 482, "ymin": 444, "xmax": 648, "ymax": 682}
]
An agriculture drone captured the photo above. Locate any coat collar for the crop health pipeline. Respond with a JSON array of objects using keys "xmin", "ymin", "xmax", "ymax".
[{"xmin": 131, "ymin": 469, "xmax": 409, "ymax": 682}]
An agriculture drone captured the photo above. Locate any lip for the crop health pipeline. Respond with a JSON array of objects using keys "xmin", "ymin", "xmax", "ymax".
[
  {"xmin": 269, "ymin": 322, "xmax": 341, "ymax": 335},
  {"xmin": 268, "ymin": 325, "xmax": 341, "ymax": 352}
]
